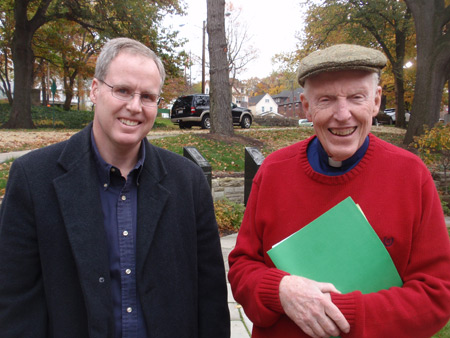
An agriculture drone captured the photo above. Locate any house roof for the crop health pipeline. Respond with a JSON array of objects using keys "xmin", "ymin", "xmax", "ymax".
[
  {"xmin": 248, "ymin": 94, "xmax": 266, "ymax": 105},
  {"xmin": 272, "ymin": 88, "xmax": 304, "ymax": 103},
  {"xmin": 275, "ymin": 88, "xmax": 304, "ymax": 97}
]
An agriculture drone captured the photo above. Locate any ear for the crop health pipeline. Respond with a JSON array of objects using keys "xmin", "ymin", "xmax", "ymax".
[
  {"xmin": 300, "ymin": 93, "xmax": 312, "ymax": 120},
  {"xmin": 372, "ymin": 86, "xmax": 382, "ymax": 117},
  {"xmin": 90, "ymin": 79, "xmax": 100, "ymax": 104}
]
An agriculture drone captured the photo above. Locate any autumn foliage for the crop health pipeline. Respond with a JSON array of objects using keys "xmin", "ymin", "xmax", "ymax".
[{"xmin": 414, "ymin": 123, "xmax": 450, "ymax": 197}]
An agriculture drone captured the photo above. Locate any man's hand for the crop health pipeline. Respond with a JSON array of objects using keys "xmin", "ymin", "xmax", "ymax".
[{"xmin": 279, "ymin": 275, "xmax": 350, "ymax": 338}]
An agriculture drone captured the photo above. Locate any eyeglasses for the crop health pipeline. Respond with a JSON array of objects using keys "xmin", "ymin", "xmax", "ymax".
[{"xmin": 98, "ymin": 79, "xmax": 161, "ymax": 107}]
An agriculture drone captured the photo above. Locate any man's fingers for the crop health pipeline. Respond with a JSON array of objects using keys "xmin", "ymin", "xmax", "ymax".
[
  {"xmin": 316, "ymin": 314, "xmax": 341, "ymax": 337},
  {"xmin": 299, "ymin": 321, "xmax": 325, "ymax": 338},
  {"xmin": 301, "ymin": 317, "xmax": 338, "ymax": 338},
  {"xmin": 317, "ymin": 281, "xmax": 341, "ymax": 294},
  {"xmin": 325, "ymin": 301, "xmax": 350, "ymax": 334}
]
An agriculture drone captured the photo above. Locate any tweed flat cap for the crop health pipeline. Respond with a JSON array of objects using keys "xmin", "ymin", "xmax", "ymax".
[{"xmin": 297, "ymin": 44, "xmax": 387, "ymax": 86}]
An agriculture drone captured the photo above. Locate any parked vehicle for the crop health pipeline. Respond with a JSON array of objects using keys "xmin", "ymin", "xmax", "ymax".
[
  {"xmin": 170, "ymin": 94, "xmax": 253, "ymax": 129},
  {"xmin": 298, "ymin": 119, "xmax": 313, "ymax": 127},
  {"xmin": 376, "ymin": 108, "xmax": 395, "ymax": 125},
  {"xmin": 375, "ymin": 108, "xmax": 410, "ymax": 125}
]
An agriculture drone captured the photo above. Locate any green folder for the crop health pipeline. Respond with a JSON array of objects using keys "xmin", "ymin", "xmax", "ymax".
[{"xmin": 267, "ymin": 197, "xmax": 403, "ymax": 295}]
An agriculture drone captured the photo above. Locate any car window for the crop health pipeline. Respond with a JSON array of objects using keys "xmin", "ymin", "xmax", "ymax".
[
  {"xmin": 175, "ymin": 96, "xmax": 193, "ymax": 107},
  {"xmin": 195, "ymin": 96, "xmax": 209, "ymax": 106}
]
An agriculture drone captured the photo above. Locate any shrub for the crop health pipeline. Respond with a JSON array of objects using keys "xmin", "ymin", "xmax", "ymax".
[
  {"xmin": 214, "ymin": 198, "xmax": 245, "ymax": 235},
  {"xmin": 254, "ymin": 115, "xmax": 298, "ymax": 127},
  {"xmin": 414, "ymin": 123, "xmax": 450, "ymax": 195},
  {"xmin": 441, "ymin": 198, "xmax": 450, "ymax": 215},
  {"xmin": 33, "ymin": 119, "xmax": 66, "ymax": 128}
]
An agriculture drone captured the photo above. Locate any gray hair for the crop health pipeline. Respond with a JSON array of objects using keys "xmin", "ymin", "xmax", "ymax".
[{"xmin": 94, "ymin": 37, "xmax": 166, "ymax": 91}]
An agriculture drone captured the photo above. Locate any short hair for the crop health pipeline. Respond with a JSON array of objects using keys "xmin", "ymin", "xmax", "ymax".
[{"xmin": 94, "ymin": 37, "xmax": 166, "ymax": 91}]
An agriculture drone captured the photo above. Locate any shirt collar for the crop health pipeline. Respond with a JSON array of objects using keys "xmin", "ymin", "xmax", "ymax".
[
  {"xmin": 308, "ymin": 136, "xmax": 369, "ymax": 176},
  {"xmin": 91, "ymin": 131, "xmax": 146, "ymax": 189}
]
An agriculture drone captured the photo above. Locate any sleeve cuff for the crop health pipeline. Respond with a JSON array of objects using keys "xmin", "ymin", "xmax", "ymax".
[
  {"xmin": 257, "ymin": 268, "xmax": 290, "ymax": 313},
  {"xmin": 331, "ymin": 292, "xmax": 359, "ymax": 328}
]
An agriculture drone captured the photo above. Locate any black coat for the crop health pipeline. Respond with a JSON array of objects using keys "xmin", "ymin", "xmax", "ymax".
[{"xmin": 0, "ymin": 124, "xmax": 230, "ymax": 337}]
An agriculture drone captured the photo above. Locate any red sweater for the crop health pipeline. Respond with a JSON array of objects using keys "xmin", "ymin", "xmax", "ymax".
[{"xmin": 228, "ymin": 134, "xmax": 450, "ymax": 338}]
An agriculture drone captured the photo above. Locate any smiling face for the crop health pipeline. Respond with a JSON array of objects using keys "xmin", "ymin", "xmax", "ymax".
[
  {"xmin": 90, "ymin": 51, "xmax": 161, "ymax": 160},
  {"xmin": 300, "ymin": 70, "xmax": 381, "ymax": 161}
]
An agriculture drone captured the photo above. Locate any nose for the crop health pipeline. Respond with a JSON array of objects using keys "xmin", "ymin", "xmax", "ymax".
[
  {"xmin": 126, "ymin": 94, "xmax": 143, "ymax": 113},
  {"xmin": 334, "ymin": 98, "xmax": 351, "ymax": 121}
]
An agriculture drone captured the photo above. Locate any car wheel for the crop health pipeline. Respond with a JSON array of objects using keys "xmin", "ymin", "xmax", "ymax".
[
  {"xmin": 240, "ymin": 116, "xmax": 252, "ymax": 129},
  {"xmin": 201, "ymin": 115, "xmax": 211, "ymax": 129}
]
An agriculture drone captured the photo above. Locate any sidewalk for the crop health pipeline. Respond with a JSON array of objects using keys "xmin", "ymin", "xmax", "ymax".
[
  {"xmin": 221, "ymin": 233, "xmax": 253, "ymax": 337},
  {"xmin": 0, "ymin": 150, "xmax": 31, "ymax": 163}
]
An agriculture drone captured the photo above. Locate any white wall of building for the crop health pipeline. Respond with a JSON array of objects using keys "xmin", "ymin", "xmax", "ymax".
[{"xmin": 249, "ymin": 93, "xmax": 278, "ymax": 116}]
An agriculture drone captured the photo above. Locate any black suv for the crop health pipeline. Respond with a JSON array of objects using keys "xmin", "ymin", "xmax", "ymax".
[{"xmin": 170, "ymin": 94, "xmax": 253, "ymax": 129}]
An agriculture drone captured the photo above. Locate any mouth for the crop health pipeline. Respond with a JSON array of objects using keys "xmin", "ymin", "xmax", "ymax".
[
  {"xmin": 329, "ymin": 127, "xmax": 356, "ymax": 136},
  {"xmin": 119, "ymin": 118, "xmax": 140, "ymax": 127}
]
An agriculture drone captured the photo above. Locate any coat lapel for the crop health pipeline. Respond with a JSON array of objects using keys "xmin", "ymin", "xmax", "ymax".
[
  {"xmin": 136, "ymin": 141, "xmax": 170, "ymax": 276},
  {"xmin": 53, "ymin": 125, "xmax": 113, "ymax": 335}
]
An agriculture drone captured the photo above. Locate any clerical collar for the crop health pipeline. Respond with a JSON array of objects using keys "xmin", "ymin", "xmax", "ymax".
[
  {"xmin": 328, "ymin": 157, "xmax": 343, "ymax": 168},
  {"xmin": 307, "ymin": 136, "xmax": 370, "ymax": 176}
]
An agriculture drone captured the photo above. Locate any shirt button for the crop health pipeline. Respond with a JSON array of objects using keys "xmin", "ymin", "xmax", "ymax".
[
  {"xmin": 121, "ymin": 195, "xmax": 126, "ymax": 201},
  {"xmin": 125, "ymin": 269, "xmax": 131, "ymax": 275},
  {"xmin": 111, "ymin": 168, "xmax": 116, "ymax": 173},
  {"xmin": 103, "ymin": 183, "xmax": 108, "ymax": 188},
  {"xmin": 127, "ymin": 307, "xmax": 133, "ymax": 313},
  {"xmin": 99, "ymin": 277, "xmax": 105, "ymax": 283},
  {"xmin": 123, "ymin": 230, "xmax": 129, "ymax": 236}
]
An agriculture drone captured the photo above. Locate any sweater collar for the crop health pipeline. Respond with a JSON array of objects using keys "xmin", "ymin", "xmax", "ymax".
[{"xmin": 307, "ymin": 136, "xmax": 370, "ymax": 176}]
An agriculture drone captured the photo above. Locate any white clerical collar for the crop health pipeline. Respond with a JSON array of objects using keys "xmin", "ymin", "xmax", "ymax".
[{"xmin": 328, "ymin": 157, "xmax": 343, "ymax": 168}]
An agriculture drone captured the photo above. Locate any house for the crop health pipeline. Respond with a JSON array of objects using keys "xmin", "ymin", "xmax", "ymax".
[
  {"xmin": 203, "ymin": 80, "xmax": 249, "ymax": 109},
  {"xmin": 248, "ymin": 93, "xmax": 278, "ymax": 116},
  {"xmin": 231, "ymin": 81, "xmax": 249, "ymax": 108},
  {"xmin": 272, "ymin": 88, "xmax": 305, "ymax": 119}
]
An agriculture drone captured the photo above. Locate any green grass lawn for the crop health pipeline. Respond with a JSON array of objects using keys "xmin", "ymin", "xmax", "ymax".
[{"xmin": 0, "ymin": 160, "xmax": 12, "ymax": 197}]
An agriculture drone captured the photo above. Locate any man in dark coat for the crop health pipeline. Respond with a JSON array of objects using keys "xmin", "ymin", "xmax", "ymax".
[{"xmin": 0, "ymin": 37, "xmax": 230, "ymax": 338}]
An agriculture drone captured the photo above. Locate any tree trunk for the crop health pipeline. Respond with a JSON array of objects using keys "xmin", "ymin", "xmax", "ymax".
[
  {"xmin": 3, "ymin": 0, "xmax": 51, "ymax": 128},
  {"xmin": 41, "ymin": 74, "xmax": 48, "ymax": 106},
  {"xmin": 0, "ymin": 51, "xmax": 14, "ymax": 105},
  {"xmin": 393, "ymin": 63, "xmax": 407, "ymax": 128},
  {"xmin": 5, "ymin": 23, "xmax": 35, "ymax": 128},
  {"xmin": 63, "ymin": 67, "xmax": 77, "ymax": 111},
  {"xmin": 392, "ymin": 27, "xmax": 407, "ymax": 129},
  {"xmin": 403, "ymin": 0, "xmax": 450, "ymax": 145},
  {"xmin": 207, "ymin": 0, "xmax": 234, "ymax": 136},
  {"xmin": 63, "ymin": 84, "xmax": 74, "ymax": 111}
]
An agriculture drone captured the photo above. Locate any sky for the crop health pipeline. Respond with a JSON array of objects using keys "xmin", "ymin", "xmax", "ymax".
[{"xmin": 164, "ymin": 0, "xmax": 307, "ymax": 81}]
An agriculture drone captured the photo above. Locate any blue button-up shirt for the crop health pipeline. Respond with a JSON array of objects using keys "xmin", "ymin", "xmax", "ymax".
[{"xmin": 91, "ymin": 134, "xmax": 148, "ymax": 338}]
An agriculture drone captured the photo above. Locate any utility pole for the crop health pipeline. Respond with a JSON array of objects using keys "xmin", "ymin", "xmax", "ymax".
[{"xmin": 202, "ymin": 20, "xmax": 206, "ymax": 94}]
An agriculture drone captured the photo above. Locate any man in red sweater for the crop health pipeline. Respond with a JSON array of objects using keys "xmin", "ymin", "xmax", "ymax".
[{"xmin": 228, "ymin": 44, "xmax": 450, "ymax": 338}]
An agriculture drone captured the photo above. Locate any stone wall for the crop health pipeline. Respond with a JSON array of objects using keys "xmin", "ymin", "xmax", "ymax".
[
  {"xmin": 211, "ymin": 176, "xmax": 245, "ymax": 204},
  {"xmin": 433, "ymin": 171, "xmax": 450, "ymax": 190},
  {"xmin": 254, "ymin": 116, "xmax": 298, "ymax": 127}
]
